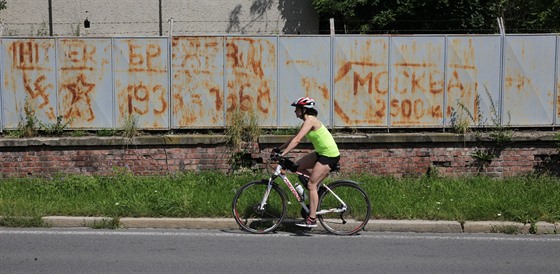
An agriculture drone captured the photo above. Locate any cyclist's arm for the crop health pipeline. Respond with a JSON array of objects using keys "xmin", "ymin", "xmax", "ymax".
[{"xmin": 280, "ymin": 119, "xmax": 313, "ymax": 157}]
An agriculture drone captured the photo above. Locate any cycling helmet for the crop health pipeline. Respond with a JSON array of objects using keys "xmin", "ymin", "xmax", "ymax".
[{"xmin": 291, "ymin": 97, "xmax": 315, "ymax": 108}]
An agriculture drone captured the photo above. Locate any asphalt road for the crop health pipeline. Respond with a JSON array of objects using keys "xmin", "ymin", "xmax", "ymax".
[{"xmin": 1, "ymin": 228, "xmax": 559, "ymax": 273}]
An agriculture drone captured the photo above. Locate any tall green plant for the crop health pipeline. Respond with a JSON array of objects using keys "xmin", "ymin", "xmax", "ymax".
[
  {"xmin": 225, "ymin": 108, "xmax": 261, "ymax": 172},
  {"xmin": 225, "ymin": 108, "xmax": 261, "ymax": 151},
  {"xmin": 122, "ymin": 115, "xmax": 139, "ymax": 140}
]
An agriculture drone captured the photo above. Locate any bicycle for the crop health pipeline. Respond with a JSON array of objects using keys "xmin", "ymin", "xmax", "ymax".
[{"xmin": 232, "ymin": 153, "xmax": 371, "ymax": 235}]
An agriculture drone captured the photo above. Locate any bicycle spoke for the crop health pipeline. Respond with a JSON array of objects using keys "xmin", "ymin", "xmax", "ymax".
[
  {"xmin": 317, "ymin": 181, "xmax": 371, "ymax": 235},
  {"xmin": 232, "ymin": 181, "xmax": 286, "ymax": 234}
]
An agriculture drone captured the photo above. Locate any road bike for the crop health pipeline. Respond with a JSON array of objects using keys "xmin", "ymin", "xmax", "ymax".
[{"xmin": 232, "ymin": 153, "xmax": 371, "ymax": 235}]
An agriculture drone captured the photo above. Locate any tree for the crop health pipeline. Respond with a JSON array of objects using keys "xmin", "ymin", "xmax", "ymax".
[
  {"xmin": 312, "ymin": 0, "xmax": 560, "ymax": 34},
  {"xmin": 0, "ymin": 1, "xmax": 6, "ymax": 10}
]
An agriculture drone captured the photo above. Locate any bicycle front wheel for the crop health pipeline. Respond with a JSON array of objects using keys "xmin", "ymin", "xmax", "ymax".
[
  {"xmin": 317, "ymin": 181, "xmax": 371, "ymax": 235},
  {"xmin": 232, "ymin": 180, "xmax": 287, "ymax": 234}
]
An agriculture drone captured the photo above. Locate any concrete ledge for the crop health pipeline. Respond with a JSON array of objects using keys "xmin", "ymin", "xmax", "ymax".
[
  {"xmin": 43, "ymin": 216, "xmax": 110, "ymax": 227},
  {"xmin": 535, "ymin": 221, "xmax": 558, "ymax": 235},
  {"xmin": 119, "ymin": 217, "xmax": 238, "ymax": 230},
  {"xmin": 367, "ymin": 220, "xmax": 463, "ymax": 233},
  {"xmin": 463, "ymin": 221, "xmax": 531, "ymax": 234},
  {"xmin": 1, "ymin": 131, "xmax": 557, "ymax": 148}
]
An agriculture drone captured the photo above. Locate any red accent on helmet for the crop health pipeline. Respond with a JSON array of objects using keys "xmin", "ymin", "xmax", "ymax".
[{"xmin": 291, "ymin": 97, "xmax": 315, "ymax": 108}]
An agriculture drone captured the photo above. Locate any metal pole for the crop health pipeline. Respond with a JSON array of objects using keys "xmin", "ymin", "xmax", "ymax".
[
  {"xmin": 159, "ymin": 0, "xmax": 163, "ymax": 36},
  {"xmin": 48, "ymin": 0, "xmax": 53, "ymax": 36}
]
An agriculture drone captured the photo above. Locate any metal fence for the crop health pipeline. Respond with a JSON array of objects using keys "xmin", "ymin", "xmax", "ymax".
[{"xmin": 1, "ymin": 34, "xmax": 559, "ymax": 130}]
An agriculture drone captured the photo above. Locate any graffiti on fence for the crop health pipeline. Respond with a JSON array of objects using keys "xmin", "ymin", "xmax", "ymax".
[
  {"xmin": 226, "ymin": 37, "xmax": 276, "ymax": 126},
  {"xmin": 115, "ymin": 39, "xmax": 169, "ymax": 129},
  {"xmin": 1, "ymin": 35, "xmax": 559, "ymax": 130},
  {"xmin": 389, "ymin": 38, "xmax": 445, "ymax": 126},
  {"xmin": 58, "ymin": 39, "xmax": 112, "ymax": 127},
  {"xmin": 3, "ymin": 39, "xmax": 56, "ymax": 125},
  {"xmin": 333, "ymin": 37, "xmax": 389, "ymax": 126},
  {"xmin": 172, "ymin": 36, "xmax": 224, "ymax": 127}
]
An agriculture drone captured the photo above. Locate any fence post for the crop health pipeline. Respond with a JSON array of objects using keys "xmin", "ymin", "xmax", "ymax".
[{"xmin": 497, "ymin": 17, "xmax": 505, "ymax": 126}]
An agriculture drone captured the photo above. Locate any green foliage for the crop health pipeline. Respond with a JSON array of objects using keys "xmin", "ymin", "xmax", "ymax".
[
  {"xmin": 0, "ymin": 216, "xmax": 46, "ymax": 228},
  {"xmin": 225, "ymin": 108, "xmax": 261, "ymax": 172},
  {"xmin": 225, "ymin": 108, "xmax": 261, "ymax": 151},
  {"xmin": 312, "ymin": 0, "xmax": 560, "ymax": 34},
  {"xmin": 0, "ymin": 0, "xmax": 6, "ymax": 10},
  {"xmin": 122, "ymin": 115, "xmax": 139, "ymax": 140},
  {"xmin": 70, "ymin": 130, "xmax": 87, "ymax": 137},
  {"xmin": 1, "ymin": 173, "xmax": 559, "ymax": 228},
  {"xmin": 39, "ymin": 116, "xmax": 71, "ymax": 136},
  {"xmin": 90, "ymin": 218, "xmax": 120, "ymax": 229},
  {"xmin": 97, "ymin": 129, "xmax": 120, "ymax": 137},
  {"xmin": 12, "ymin": 99, "xmax": 40, "ymax": 138}
]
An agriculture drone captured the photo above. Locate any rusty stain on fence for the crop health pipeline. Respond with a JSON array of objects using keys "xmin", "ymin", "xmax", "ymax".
[
  {"xmin": 116, "ymin": 39, "xmax": 168, "ymax": 129},
  {"xmin": 333, "ymin": 37, "xmax": 390, "ymax": 127},
  {"xmin": 6, "ymin": 39, "xmax": 56, "ymax": 121},
  {"xmin": 445, "ymin": 38, "xmax": 479, "ymax": 125},
  {"xmin": 172, "ymin": 36, "xmax": 224, "ymax": 127},
  {"xmin": 389, "ymin": 39, "xmax": 444, "ymax": 126},
  {"xmin": 58, "ymin": 39, "xmax": 111, "ymax": 126},
  {"xmin": 225, "ymin": 37, "xmax": 276, "ymax": 124}
]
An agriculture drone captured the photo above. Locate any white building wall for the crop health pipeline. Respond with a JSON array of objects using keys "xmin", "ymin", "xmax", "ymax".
[{"xmin": 0, "ymin": 0, "xmax": 319, "ymax": 36}]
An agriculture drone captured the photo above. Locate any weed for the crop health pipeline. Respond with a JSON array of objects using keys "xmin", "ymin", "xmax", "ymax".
[
  {"xmin": 225, "ymin": 108, "xmax": 261, "ymax": 150},
  {"xmin": 122, "ymin": 115, "xmax": 139, "ymax": 140},
  {"xmin": 470, "ymin": 149, "xmax": 495, "ymax": 163},
  {"xmin": 39, "ymin": 116, "xmax": 71, "ymax": 136},
  {"xmin": 225, "ymin": 108, "xmax": 261, "ymax": 172},
  {"xmin": 266, "ymin": 127, "xmax": 299, "ymax": 135},
  {"xmin": 0, "ymin": 216, "xmax": 47, "ymax": 227},
  {"xmin": 70, "ymin": 130, "xmax": 87, "ymax": 137},
  {"xmin": 13, "ymin": 99, "xmax": 40, "ymax": 138},
  {"xmin": 90, "ymin": 218, "xmax": 120, "ymax": 229},
  {"xmin": 491, "ymin": 225, "xmax": 519, "ymax": 234},
  {"xmin": 97, "ymin": 129, "xmax": 119, "ymax": 137}
]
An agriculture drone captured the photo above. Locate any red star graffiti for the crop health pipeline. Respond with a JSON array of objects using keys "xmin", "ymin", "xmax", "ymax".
[{"xmin": 61, "ymin": 74, "xmax": 96, "ymax": 122}]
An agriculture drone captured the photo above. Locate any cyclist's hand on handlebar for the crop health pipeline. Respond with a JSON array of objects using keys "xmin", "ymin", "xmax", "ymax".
[
  {"xmin": 270, "ymin": 153, "xmax": 281, "ymax": 161},
  {"xmin": 270, "ymin": 147, "xmax": 282, "ymax": 161}
]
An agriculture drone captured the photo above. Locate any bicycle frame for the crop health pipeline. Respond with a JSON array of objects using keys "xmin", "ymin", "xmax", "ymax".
[{"xmin": 258, "ymin": 161, "xmax": 348, "ymax": 216}]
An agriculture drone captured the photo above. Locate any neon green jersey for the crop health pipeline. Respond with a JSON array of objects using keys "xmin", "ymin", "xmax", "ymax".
[{"xmin": 306, "ymin": 124, "xmax": 340, "ymax": 157}]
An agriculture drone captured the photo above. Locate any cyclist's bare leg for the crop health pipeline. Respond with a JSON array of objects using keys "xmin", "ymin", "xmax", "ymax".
[
  {"xmin": 307, "ymin": 162, "xmax": 331, "ymax": 218},
  {"xmin": 296, "ymin": 152, "xmax": 317, "ymax": 176}
]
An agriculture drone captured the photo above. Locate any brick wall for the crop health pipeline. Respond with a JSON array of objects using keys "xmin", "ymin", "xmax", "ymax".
[{"xmin": 0, "ymin": 133, "xmax": 558, "ymax": 178}]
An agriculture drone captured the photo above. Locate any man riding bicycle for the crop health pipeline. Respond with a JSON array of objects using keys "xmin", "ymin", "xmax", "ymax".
[{"xmin": 275, "ymin": 97, "xmax": 340, "ymax": 228}]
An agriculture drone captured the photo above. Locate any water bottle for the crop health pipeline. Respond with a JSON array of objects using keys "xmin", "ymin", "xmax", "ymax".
[{"xmin": 295, "ymin": 183, "xmax": 307, "ymax": 200}]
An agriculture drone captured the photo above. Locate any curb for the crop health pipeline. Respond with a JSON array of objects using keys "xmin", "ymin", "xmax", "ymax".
[{"xmin": 24, "ymin": 217, "xmax": 557, "ymax": 235}]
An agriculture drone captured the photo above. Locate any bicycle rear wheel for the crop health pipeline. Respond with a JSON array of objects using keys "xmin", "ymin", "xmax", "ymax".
[
  {"xmin": 232, "ymin": 180, "xmax": 287, "ymax": 234},
  {"xmin": 317, "ymin": 181, "xmax": 371, "ymax": 235}
]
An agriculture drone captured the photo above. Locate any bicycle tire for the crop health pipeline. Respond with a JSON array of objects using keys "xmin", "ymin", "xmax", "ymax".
[
  {"xmin": 317, "ymin": 180, "xmax": 371, "ymax": 235},
  {"xmin": 232, "ymin": 180, "xmax": 287, "ymax": 234}
]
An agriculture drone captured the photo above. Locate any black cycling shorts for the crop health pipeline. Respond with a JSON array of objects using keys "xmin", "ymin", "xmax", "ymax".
[{"xmin": 316, "ymin": 153, "xmax": 340, "ymax": 171}]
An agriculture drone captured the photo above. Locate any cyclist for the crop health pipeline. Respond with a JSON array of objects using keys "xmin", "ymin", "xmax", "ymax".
[{"xmin": 275, "ymin": 97, "xmax": 340, "ymax": 228}]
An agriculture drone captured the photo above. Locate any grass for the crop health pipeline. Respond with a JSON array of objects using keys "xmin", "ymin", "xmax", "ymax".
[{"xmin": 0, "ymin": 172, "xmax": 559, "ymax": 227}]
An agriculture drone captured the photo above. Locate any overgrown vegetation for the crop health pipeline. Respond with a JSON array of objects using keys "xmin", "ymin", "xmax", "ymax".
[
  {"xmin": 0, "ymin": 172, "xmax": 558, "ymax": 232},
  {"xmin": 4, "ymin": 101, "xmax": 142, "ymax": 140},
  {"xmin": 122, "ymin": 114, "xmax": 139, "ymax": 140},
  {"xmin": 225, "ymin": 108, "xmax": 261, "ymax": 172},
  {"xmin": 450, "ymin": 88, "xmax": 513, "ymax": 171}
]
